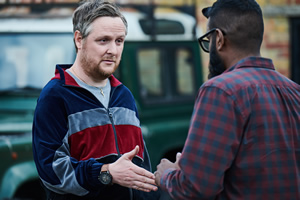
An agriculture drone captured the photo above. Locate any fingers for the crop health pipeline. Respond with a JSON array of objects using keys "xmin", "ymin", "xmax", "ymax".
[
  {"xmin": 134, "ymin": 166, "xmax": 155, "ymax": 179},
  {"xmin": 125, "ymin": 166, "xmax": 157, "ymax": 191},
  {"xmin": 123, "ymin": 172, "xmax": 158, "ymax": 192},
  {"xmin": 123, "ymin": 171, "xmax": 155, "ymax": 182},
  {"xmin": 126, "ymin": 174, "xmax": 158, "ymax": 192},
  {"xmin": 130, "ymin": 180, "xmax": 158, "ymax": 192},
  {"xmin": 126, "ymin": 165, "xmax": 156, "ymax": 184}
]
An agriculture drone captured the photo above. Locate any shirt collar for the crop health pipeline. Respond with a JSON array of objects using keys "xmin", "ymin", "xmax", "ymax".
[{"xmin": 225, "ymin": 56, "xmax": 275, "ymax": 73}]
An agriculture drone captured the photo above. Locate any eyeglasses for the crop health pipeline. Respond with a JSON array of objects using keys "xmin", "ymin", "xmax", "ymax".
[{"xmin": 198, "ymin": 28, "xmax": 226, "ymax": 53}]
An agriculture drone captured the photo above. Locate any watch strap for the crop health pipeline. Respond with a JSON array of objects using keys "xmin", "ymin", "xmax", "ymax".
[
  {"xmin": 99, "ymin": 164, "xmax": 113, "ymax": 185},
  {"xmin": 101, "ymin": 164, "xmax": 110, "ymax": 172}
]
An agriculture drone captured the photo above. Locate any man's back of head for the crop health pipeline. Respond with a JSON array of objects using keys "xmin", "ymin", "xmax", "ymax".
[{"xmin": 203, "ymin": 0, "xmax": 264, "ymax": 55}]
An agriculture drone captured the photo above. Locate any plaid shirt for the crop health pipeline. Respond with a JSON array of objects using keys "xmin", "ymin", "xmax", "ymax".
[{"xmin": 160, "ymin": 57, "xmax": 300, "ymax": 200}]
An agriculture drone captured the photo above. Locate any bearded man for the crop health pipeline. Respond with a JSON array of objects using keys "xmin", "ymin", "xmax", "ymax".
[
  {"xmin": 154, "ymin": 0, "xmax": 300, "ymax": 199},
  {"xmin": 32, "ymin": 1, "xmax": 160, "ymax": 199}
]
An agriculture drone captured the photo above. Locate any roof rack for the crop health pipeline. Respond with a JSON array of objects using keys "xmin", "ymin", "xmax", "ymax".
[
  {"xmin": 119, "ymin": 3, "xmax": 197, "ymax": 40},
  {"xmin": 0, "ymin": 0, "xmax": 197, "ymax": 40},
  {"xmin": 0, "ymin": 0, "xmax": 196, "ymax": 17}
]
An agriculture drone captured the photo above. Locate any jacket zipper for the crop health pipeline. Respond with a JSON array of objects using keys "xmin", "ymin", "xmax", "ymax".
[
  {"xmin": 107, "ymin": 109, "xmax": 121, "ymax": 157},
  {"xmin": 107, "ymin": 86, "xmax": 133, "ymax": 200},
  {"xmin": 68, "ymin": 81, "xmax": 133, "ymax": 200},
  {"xmin": 67, "ymin": 81, "xmax": 123, "ymax": 158}
]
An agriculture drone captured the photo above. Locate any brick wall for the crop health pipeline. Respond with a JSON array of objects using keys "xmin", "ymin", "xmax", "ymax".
[{"xmin": 197, "ymin": 0, "xmax": 300, "ymax": 80}]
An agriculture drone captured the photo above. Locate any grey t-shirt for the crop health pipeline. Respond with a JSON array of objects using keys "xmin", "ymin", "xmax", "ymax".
[{"xmin": 66, "ymin": 69, "xmax": 111, "ymax": 108}]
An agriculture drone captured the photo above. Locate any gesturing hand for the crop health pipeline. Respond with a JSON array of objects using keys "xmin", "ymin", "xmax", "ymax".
[
  {"xmin": 109, "ymin": 145, "xmax": 158, "ymax": 192},
  {"xmin": 154, "ymin": 152, "xmax": 181, "ymax": 186}
]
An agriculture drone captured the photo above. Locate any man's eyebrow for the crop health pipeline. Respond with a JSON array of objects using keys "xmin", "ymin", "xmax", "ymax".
[{"xmin": 96, "ymin": 34, "xmax": 126, "ymax": 38}]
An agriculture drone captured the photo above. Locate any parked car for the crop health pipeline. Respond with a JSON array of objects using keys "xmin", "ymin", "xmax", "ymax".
[{"xmin": 0, "ymin": 7, "xmax": 203, "ymax": 199}]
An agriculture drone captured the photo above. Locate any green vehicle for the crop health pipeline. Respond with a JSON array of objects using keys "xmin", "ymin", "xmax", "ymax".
[{"xmin": 0, "ymin": 4, "xmax": 203, "ymax": 199}]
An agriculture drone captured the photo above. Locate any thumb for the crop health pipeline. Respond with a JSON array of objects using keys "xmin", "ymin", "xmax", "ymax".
[
  {"xmin": 176, "ymin": 152, "xmax": 182, "ymax": 163},
  {"xmin": 125, "ymin": 145, "xmax": 139, "ymax": 161}
]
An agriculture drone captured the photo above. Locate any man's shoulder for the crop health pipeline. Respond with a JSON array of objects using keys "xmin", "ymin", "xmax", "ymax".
[
  {"xmin": 39, "ymin": 78, "xmax": 67, "ymax": 100},
  {"xmin": 203, "ymin": 70, "xmax": 244, "ymax": 89},
  {"xmin": 201, "ymin": 68, "xmax": 263, "ymax": 99}
]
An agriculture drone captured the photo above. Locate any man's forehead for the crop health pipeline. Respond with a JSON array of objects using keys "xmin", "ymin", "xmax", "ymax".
[
  {"xmin": 92, "ymin": 16, "xmax": 125, "ymax": 27},
  {"xmin": 90, "ymin": 17, "xmax": 126, "ymax": 35}
]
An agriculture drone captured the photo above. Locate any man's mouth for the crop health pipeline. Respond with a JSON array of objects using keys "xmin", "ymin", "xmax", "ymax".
[{"xmin": 102, "ymin": 56, "xmax": 116, "ymax": 64}]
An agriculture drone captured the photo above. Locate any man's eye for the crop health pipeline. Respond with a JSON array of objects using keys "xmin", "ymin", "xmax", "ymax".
[
  {"xmin": 97, "ymin": 39, "xmax": 107, "ymax": 43},
  {"xmin": 116, "ymin": 39, "xmax": 124, "ymax": 43}
]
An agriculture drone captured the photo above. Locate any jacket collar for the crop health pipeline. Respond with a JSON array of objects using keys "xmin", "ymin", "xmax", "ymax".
[{"xmin": 52, "ymin": 64, "xmax": 122, "ymax": 88}]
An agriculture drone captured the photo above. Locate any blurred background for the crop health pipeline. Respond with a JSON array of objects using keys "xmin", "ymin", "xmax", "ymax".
[
  {"xmin": 0, "ymin": 0, "xmax": 299, "ymax": 199},
  {"xmin": 1, "ymin": 0, "xmax": 300, "ymax": 82}
]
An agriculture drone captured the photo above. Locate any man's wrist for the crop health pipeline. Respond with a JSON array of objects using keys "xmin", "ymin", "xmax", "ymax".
[
  {"xmin": 101, "ymin": 164, "xmax": 110, "ymax": 172},
  {"xmin": 98, "ymin": 164, "xmax": 113, "ymax": 185},
  {"xmin": 161, "ymin": 168, "xmax": 176, "ymax": 188}
]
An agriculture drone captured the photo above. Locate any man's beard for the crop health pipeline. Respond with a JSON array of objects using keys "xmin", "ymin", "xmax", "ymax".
[
  {"xmin": 208, "ymin": 36, "xmax": 226, "ymax": 79},
  {"xmin": 80, "ymin": 52, "xmax": 118, "ymax": 80}
]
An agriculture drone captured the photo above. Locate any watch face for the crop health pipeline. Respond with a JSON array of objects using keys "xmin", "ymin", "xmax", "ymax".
[{"xmin": 99, "ymin": 172, "xmax": 112, "ymax": 185}]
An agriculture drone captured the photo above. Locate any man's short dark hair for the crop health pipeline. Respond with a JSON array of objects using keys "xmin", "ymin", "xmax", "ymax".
[{"xmin": 202, "ymin": 0, "xmax": 264, "ymax": 53}]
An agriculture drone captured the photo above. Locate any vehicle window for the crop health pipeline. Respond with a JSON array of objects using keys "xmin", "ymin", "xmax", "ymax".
[
  {"xmin": 139, "ymin": 19, "xmax": 185, "ymax": 35},
  {"xmin": 138, "ymin": 49, "xmax": 162, "ymax": 98},
  {"xmin": 176, "ymin": 49, "xmax": 194, "ymax": 95},
  {"xmin": 137, "ymin": 46, "xmax": 196, "ymax": 104},
  {"xmin": 0, "ymin": 33, "xmax": 74, "ymax": 91}
]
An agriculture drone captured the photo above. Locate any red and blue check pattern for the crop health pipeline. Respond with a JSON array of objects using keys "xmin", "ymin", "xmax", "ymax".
[{"xmin": 161, "ymin": 57, "xmax": 300, "ymax": 199}]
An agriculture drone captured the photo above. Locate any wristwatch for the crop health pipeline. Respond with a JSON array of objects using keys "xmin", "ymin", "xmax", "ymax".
[{"xmin": 98, "ymin": 164, "xmax": 113, "ymax": 185}]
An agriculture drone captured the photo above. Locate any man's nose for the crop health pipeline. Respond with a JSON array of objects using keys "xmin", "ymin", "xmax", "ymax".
[{"xmin": 107, "ymin": 42, "xmax": 117, "ymax": 55}]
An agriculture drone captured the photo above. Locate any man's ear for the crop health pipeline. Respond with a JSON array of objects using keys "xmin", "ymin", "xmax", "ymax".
[
  {"xmin": 215, "ymin": 29, "xmax": 225, "ymax": 51},
  {"xmin": 74, "ymin": 30, "xmax": 83, "ymax": 50}
]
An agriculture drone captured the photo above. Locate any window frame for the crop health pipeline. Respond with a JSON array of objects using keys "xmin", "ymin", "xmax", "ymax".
[{"xmin": 135, "ymin": 44, "xmax": 197, "ymax": 106}]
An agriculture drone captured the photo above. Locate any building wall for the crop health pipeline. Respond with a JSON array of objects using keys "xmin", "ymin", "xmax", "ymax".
[{"xmin": 257, "ymin": 0, "xmax": 300, "ymax": 79}]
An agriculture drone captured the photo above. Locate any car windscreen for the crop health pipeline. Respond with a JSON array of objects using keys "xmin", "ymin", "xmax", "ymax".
[{"xmin": 0, "ymin": 33, "xmax": 75, "ymax": 91}]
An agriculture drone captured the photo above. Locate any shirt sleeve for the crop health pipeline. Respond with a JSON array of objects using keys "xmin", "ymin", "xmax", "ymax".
[{"xmin": 160, "ymin": 85, "xmax": 245, "ymax": 199}]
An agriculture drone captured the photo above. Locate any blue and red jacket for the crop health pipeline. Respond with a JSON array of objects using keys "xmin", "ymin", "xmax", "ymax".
[{"xmin": 32, "ymin": 64, "xmax": 159, "ymax": 199}]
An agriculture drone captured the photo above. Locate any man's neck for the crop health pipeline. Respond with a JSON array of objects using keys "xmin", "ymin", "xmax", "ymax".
[
  {"xmin": 223, "ymin": 50, "xmax": 261, "ymax": 69},
  {"xmin": 70, "ymin": 64, "xmax": 108, "ymax": 88}
]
